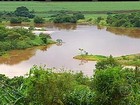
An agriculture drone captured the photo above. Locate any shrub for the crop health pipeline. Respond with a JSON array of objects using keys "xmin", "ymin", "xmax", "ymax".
[
  {"xmin": 10, "ymin": 17, "xmax": 22, "ymax": 24},
  {"xmin": 73, "ymin": 12, "xmax": 85, "ymax": 20},
  {"xmin": 92, "ymin": 66, "xmax": 140, "ymax": 105},
  {"xmin": 51, "ymin": 11, "xmax": 85, "ymax": 23},
  {"xmin": 14, "ymin": 6, "xmax": 35, "ymax": 18},
  {"xmin": 34, "ymin": 16, "xmax": 45, "ymax": 24}
]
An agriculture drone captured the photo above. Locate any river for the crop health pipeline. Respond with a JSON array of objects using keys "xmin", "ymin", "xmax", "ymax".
[{"xmin": 0, "ymin": 24, "xmax": 140, "ymax": 78}]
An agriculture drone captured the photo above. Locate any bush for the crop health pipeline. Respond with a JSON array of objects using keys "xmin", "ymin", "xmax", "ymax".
[
  {"xmin": 10, "ymin": 17, "xmax": 22, "ymax": 24},
  {"xmin": 64, "ymin": 85, "xmax": 95, "ymax": 105},
  {"xmin": 95, "ymin": 55, "xmax": 120, "ymax": 70},
  {"xmin": 96, "ymin": 17, "xmax": 104, "ymax": 23},
  {"xmin": 0, "ymin": 18, "xmax": 2, "ymax": 23},
  {"xmin": 106, "ymin": 12, "xmax": 140, "ymax": 28},
  {"xmin": 20, "ymin": 17, "xmax": 31, "ymax": 22},
  {"xmin": 92, "ymin": 66, "xmax": 140, "ymax": 105},
  {"xmin": 51, "ymin": 11, "xmax": 85, "ymax": 23},
  {"xmin": 73, "ymin": 12, "xmax": 85, "ymax": 20},
  {"xmin": 14, "ymin": 6, "xmax": 35, "ymax": 18},
  {"xmin": 34, "ymin": 16, "xmax": 45, "ymax": 24}
]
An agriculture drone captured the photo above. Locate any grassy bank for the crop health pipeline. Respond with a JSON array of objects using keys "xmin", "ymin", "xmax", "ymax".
[{"xmin": 74, "ymin": 53, "xmax": 140, "ymax": 67}]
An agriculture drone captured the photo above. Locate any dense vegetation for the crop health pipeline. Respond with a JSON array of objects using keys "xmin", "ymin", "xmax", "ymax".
[
  {"xmin": 0, "ymin": 6, "xmax": 45, "ymax": 24},
  {"xmin": 0, "ymin": 26, "xmax": 54, "ymax": 56},
  {"xmin": 50, "ymin": 11, "xmax": 85, "ymax": 23},
  {"xmin": 14, "ymin": 6, "xmax": 35, "ymax": 18},
  {"xmin": 0, "ymin": 57, "xmax": 139, "ymax": 104},
  {"xmin": 106, "ymin": 12, "xmax": 140, "ymax": 27},
  {"xmin": 34, "ymin": 16, "xmax": 45, "ymax": 24}
]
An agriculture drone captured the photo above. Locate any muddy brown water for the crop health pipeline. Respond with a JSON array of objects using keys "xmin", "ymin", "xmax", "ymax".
[{"xmin": 0, "ymin": 24, "xmax": 140, "ymax": 78}]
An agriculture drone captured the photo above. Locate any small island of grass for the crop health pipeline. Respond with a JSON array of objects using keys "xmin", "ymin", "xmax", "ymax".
[
  {"xmin": 74, "ymin": 53, "xmax": 140, "ymax": 67},
  {"xmin": 73, "ymin": 54, "xmax": 107, "ymax": 61}
]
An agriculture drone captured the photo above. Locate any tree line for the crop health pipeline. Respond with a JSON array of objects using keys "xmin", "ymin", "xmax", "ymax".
[{"xmin": 106, "ymin": 12, "xmax": 140, "ymax": 27}]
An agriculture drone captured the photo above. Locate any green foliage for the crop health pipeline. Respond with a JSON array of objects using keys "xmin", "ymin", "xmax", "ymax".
[
  {"xmin": 95, "ymin": 55, "xmax": 120, "ymax": 70},
  {"xmin": 39, "ymin": 33, "xmax": 52, "ymax": 44},
  {"xmin": 0, "ymin": 11, "xmax": 15, "ymax": 21},
  {"xmin": 0, "ymin": 26, "xmax": 52, "ymax": 55},
  {"xmin": 96, "ymin": 16, "xmax": 104, "ymax": 23},
  {"xmin": 92, "ymin": 66, "xmax": 140, "ymax": 105},
  {"xmin": 64, "ymin": 85, "xmax": 95, "ymax": 105},
  {"xmin": 51, "ymin": 11, "xmax": 85, "ymax": 23},
  {"xmin": 10, "ymin": 17, "xmax": 22, "ymax": 24},
  {"xmin": 14, "ymin": 6, "xmax": 35, "ymax": 18},
  {"xmin": 22, "ymin": 66, "xmax": 90, "ymax": 105},
  {"xmin": 33, "ymin": 16, "xmax": 45, "ymax": 24},
  {"xmin": 106, "ymin": 12, "xmax": 140, "ymax": 28},
  {"xmin": 0, "ymin": 63, "xmax": 139, "ymax": 105},
  {"xmin": 73, "ymin": 12, "xmax": 85, "ymax": 20},
  {"xmin": 0, "ymin": 74, "xmax": 25, "ymax": 105}
]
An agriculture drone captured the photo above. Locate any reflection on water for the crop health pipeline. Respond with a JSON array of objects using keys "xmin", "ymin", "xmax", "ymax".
[
  {"xmin": 0, "ymin": 45, "xmax": 53, "ymax": 65},
  {"xmin": 106, "ymin": 27, "xmax": 140, "ymax": 38},
  {"xmin": 97, "ymin": 25, "xmax": 105, "ymax": 30},
  {"xmin": 10, "ymin": 23, "xmax": 77, "ymax": 30},
  {"xmin": 49, "ymin": 23, "xmax": 77, "ymax": 30},
  {"xmin": 79, "ymin": 60, "xmax": 88, "ymax": 66}
]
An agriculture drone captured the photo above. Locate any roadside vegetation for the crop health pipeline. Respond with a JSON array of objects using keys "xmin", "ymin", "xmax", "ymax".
[{"xmin": 0, "ymin": 57, "xmax": 139, "ymax": 105}]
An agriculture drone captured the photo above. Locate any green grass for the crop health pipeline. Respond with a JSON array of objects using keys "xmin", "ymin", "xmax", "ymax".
[
  {"xmin": 0, "ymin": 1, "xmax": 140, "ymax": 12},
  {"xmin": 116, "ymin": 54, "xmax": 140, "ymax": 66},
  {"xmin": 73, "ymin": 54, "xmax": 107, "ymax": 61},
  {"xmin": 0, "ymin": 1, "xmax": 139, "ymax": 19},
  {"xmin": 74, "ymin": 53, "xmax": 140, "ymax": 67}
]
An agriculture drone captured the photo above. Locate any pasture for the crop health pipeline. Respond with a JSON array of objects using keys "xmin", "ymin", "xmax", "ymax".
[{"xmin": 0, "ymin": 1, "xmax": 140, "ymax": 12}]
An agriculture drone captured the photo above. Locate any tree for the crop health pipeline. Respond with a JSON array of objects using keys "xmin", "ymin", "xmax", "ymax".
[
  {"xmin": 73, "ymin": 12, "xmax": 85, "ymax": 20},
  {"xmin": 39, "ymin": 33, "xmax": 52, "ymax": 44},
  {"xmin": 95, "ymin": 55, "xmax": 120, "ymax": 70},
  {"xmin": 92, "ymin": 66, "xmax": 140, "ymax": 105},
  {"xmin": 51, "ymin": 11, "xmax": 85, "ymax": 23},
  {"xmin": 14, "ymin": 6, "xmax": 35, "ymax": 18},
  {"xmin": 10, "ymin": 17, "xmax": 22, "ymax": 24},
  {"xmin": 22, "ymin": 66, "xmax": 77, "ymax": 105}
]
